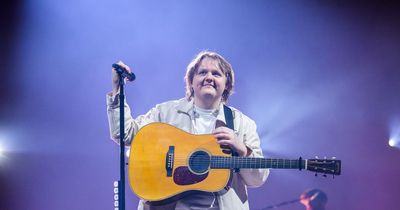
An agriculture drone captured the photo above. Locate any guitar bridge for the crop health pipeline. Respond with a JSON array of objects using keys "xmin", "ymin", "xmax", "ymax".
[{"xmin": 165, "ymin": 146, "xmax": 175, "ymax": 177}]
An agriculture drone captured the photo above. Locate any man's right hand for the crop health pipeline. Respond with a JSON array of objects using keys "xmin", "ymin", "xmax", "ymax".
[{"xmin": 112, "ymin": 61, "xmax": 132, "ymax": 96}]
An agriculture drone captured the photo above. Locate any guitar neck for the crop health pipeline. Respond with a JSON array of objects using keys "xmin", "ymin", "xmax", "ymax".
[{"xmin": 210, "ymin": 156, "xmax": 306, "ymax": 170}]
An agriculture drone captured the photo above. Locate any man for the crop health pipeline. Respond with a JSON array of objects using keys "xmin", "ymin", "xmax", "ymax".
[{"xmin": 107, "ymin": 51, "xmax": 269, "ymax": 210}]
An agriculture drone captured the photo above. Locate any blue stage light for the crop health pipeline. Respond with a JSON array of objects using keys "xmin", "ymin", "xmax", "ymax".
[{"xmin": 0, "ymin": 144, "xmax": 4, "ymax": 157}]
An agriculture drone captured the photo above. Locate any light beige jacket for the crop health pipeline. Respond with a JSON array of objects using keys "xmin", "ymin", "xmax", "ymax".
[{"xmin": 107, "ymin": 94, "xmax": 269, "ymax": 210}]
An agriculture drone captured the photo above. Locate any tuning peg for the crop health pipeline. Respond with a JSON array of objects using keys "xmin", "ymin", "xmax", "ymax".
[
  {"xmin": 332, "ymin": 156, "xmax": 336, "ymax": 159},
  {"xmin": 315, "ymin": 156, "xmax": 319, "ymax": 159}
]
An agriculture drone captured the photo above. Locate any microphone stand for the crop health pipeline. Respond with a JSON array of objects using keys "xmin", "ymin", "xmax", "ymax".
[{"xmin": 118, "ymin": 74, "xmax": 126, "ymax": 210}]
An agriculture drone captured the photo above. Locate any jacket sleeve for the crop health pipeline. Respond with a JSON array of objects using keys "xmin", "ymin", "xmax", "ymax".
[
  {"xmin": 106, "ymin": 92, "xmax": 161, "ymax": 145},
  {"xmin": 236, "ymin": 113, "xmax": 270, "ymax": 187}
]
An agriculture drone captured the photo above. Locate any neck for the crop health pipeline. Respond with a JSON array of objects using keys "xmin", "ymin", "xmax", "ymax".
[{"xmin": 194, "ymin": 96, "xmax": 221, "ymax": 110}]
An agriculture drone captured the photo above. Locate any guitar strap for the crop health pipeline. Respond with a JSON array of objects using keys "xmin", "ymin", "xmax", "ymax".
[
  {"xmin": 223, "ymin": 104, "xmax": 234, "ymax": 130},
  {"xmin": 223, "ymin": 105, "xmax": 240, "ymax": 173}
]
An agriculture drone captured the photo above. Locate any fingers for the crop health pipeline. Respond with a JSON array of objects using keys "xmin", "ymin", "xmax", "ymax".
[
  {"xmin": 213, "ymin": 126, "xmax": 231, "ymax": 134},
  {"xmin": 112, "ymin": 60, "xmax": 132, "ymax": 95},
  {"xmin": 220, "ymin": 144, "xmax": 230, "ymax": 149},
  {"xmin": 214, "ymin": 130, "xmax": 236, "ymax": 147},
  {"xmin": 213, "ymin": 126, "xmax": 234, "ymax": 144},
  {"xmin": 214, "ymin": 132, "xmax": 231, "ymax": 140},
  {"xmin": 213, "ymin": 127, "xmax": 247, "ymax": 156},
  {"xmin": 114, "ymin": 61, "xmax": 132, "ymax": 73},
  {"xmin": 213, "ymin": 127, "xmax": 235, "ymax": 142}
]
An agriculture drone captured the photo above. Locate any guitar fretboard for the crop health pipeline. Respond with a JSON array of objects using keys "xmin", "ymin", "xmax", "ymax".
[{"xmin": 210, "ymin": 156, "xmax": 306, "ymax": 170}]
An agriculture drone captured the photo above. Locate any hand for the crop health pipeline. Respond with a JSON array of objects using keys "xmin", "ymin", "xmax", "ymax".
[
  {"xmin": 112, "ymin": 61, "xmax": 132, "ymax": 96},
  {"xmin": 213, "ymin": 126, "xmax": 248, "ymax": 157}
]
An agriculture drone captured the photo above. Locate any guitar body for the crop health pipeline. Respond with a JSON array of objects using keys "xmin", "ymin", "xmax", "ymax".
[{"xmin": 128, "ymin": 123, "xmax": 231, "ymax": 202}]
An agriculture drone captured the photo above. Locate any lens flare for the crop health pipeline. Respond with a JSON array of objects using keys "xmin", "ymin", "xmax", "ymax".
[{"xmin": 388, "ymin": 139, "xmax": 396, "ymax": 147}]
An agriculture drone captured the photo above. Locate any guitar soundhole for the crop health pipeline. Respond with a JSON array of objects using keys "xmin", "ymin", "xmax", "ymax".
[{"xmin": 189, "ymin": 150, "xmax": 210, "ymax": 174}]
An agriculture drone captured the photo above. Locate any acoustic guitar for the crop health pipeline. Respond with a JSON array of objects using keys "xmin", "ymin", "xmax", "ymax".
[{"xmin": 128, "ymin": 123, "xmax": 341, "ymax": 202}]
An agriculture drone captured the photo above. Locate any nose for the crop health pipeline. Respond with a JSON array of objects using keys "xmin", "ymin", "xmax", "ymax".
[{"xmin": 204, "ymin": 72, "xmax": 213, "ymax": 81}]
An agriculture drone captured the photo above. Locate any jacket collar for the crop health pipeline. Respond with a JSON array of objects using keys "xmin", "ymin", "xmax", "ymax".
[{"xmin": 175, "ymin": 98, "xmax": 195, "ymax": 117}]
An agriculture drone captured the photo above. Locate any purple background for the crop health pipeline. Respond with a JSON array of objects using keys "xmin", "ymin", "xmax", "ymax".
[{"xmin": 1, "ymin": 1, "xmax": 400, "ymax": 210}]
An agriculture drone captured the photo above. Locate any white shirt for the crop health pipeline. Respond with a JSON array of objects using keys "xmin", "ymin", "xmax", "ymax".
[{"xmin": 192, "ymin": 105, "xmax": 218, "ymax": 135}]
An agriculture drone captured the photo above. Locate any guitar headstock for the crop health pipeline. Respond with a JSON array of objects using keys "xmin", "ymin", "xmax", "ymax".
[{"xmin": 306, "ymin": 157, "xmax": 341, "ymax": 176}]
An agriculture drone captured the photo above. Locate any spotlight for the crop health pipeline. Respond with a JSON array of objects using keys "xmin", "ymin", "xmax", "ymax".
[
  {"xmin": 388, "ymin": 139, "xmax": 397, "ymax": 147},
  {"xmin": 388, "ymin": 119, "xmax": 400, "ymax": 148},
  {"xmin": 0, "ymin": 143, "xmax": 5, "ymax": 158},
  {"xmin": 0, "ymin": 143, "xmax": 7, "ymax": 166}
]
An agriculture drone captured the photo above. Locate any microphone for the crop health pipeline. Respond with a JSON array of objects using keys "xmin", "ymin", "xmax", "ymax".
[{"xmin": 112, "ymin": 63, "xmax": 136, "ymax": 81}]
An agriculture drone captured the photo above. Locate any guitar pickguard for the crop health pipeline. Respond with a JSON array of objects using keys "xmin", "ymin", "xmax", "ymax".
[{"xmin": 173, "ymin": 166, "xmax": 209, "ymax": 185}]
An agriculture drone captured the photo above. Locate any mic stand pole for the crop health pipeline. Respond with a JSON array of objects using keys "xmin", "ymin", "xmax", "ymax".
[{"xmin": 118, "ymin": 75, "xmax": 126, "ymax": 210}]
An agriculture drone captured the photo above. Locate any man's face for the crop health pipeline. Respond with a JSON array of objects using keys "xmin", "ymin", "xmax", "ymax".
[{"xmin": 191, "ymin": 57, "xmax": 227, "ymax": 103}]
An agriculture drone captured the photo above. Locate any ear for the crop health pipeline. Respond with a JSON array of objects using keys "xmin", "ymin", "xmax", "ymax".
[
  {"xmin": 225, "ymin": 78, "xmax": 231, "ymax": 89},
  {"xmin": 222, "ymin": 89, "xmax": 228, "ymax": 100},
  {"xmin": 190, "ymin": 87, "xmax": 194, "ymax": 96}
]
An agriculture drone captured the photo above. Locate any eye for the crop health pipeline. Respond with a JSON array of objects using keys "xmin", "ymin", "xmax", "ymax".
[
  {"xmin": 212, "ymin": 71, "xmax": 222, "ymax": 77},
  {"xmin": 197, "ymin": 70, "xmax": 207, "ymax": 75}
]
